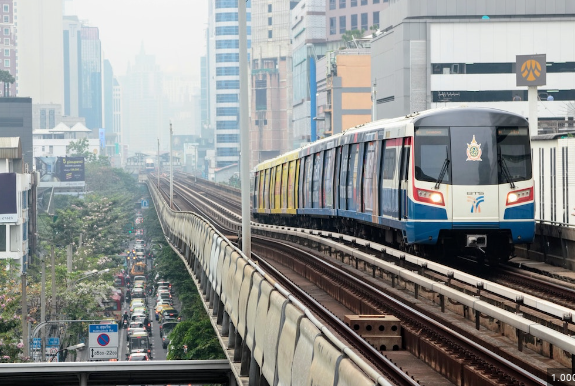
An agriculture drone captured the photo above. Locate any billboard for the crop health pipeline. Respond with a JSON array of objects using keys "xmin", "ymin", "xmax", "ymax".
[
  {"xmin": 36, "ymin": 157, "xmax": 86, "ymax": 188},
  {"xmin": 0, "ymin": 173, "xmax": 17, "ymax": 222},
  {"xmin": 516, "ymin": 54, "xmax": 546, "ymax": 87}
]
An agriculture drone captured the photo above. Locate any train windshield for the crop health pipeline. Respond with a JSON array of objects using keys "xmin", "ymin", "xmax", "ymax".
[{"xmin": 415, "ymin": 126, "xmax": 531, "ymax": 186}]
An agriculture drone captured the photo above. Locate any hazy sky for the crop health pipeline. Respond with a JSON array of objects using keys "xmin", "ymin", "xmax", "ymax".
[{"xmin": 70, "ymin": 0, "xmax": 208, "ymax": 78}]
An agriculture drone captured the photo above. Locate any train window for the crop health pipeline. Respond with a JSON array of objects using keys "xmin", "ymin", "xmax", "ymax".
[
  {"xmin": 269, "ymin": 167, "xmax": 275, "ymax": 209},
  {"xmin": 264, "ymin": 169, "xmax": 270, "ymax": 209},
  {"xmin": 298, "ymin": 159, "xmax": 305, "ymax": 208},
  {"xmin": 382, "ymin": 145, "xmax": 396, "ymax": 181},
  {"xmin": 414, "ymin": 127, "xmax": 450, "ymax": 183},
  {"xmin": 334, "ymin": 147, "xmax": 342, "ymax": 210},
  {"xmin": 450, "ymin": 127, "xmax": 497, "ymax": 185},
  {"xmin": 363, "ymin": 142, "xmax": 376, "ymax": 213},
  {"xmin": 496, "ymin": 127, "xmax": 532, "ymax": 183},
  {"xmin": 323, "ymin": 149, "xmax": 335, "ymax": 209},
  {"xmin": 312, "ymin": 152, "xmax": 323, "ymax": 208},
  {"xmin": 254, "ymin": 173, "xmax": 259, "ymax": 209},
  {"xmin": 340, "ymin": 146, "xmax": 349, "ymax": 209}
]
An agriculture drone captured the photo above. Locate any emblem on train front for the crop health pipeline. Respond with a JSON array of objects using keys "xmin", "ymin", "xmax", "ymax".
[
  {"xmin": 466, "ymin": 135, "xmax": 482, "ymax": 161},
  {"xmin": 467, "ymin": 195, "xmax": 484, "ymax": 213}
]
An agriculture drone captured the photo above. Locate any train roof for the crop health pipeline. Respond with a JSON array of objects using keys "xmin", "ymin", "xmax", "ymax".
[
  {"xmin": 531, "ymin": 131, "xmax": 575, "ymax": 141},
  {"xmin": 254, "ymin": 106, "xmax": 528, "ymax": 172}
]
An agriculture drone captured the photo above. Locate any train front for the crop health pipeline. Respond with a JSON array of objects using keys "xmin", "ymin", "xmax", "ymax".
[{"xmin": 409, "ymin": 109, "xmax": 535, "ymax": 262}]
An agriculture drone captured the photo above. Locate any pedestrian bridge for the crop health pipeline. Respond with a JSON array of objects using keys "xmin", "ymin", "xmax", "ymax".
[{"xmin": 147, "ymin": 181, "xmax": 391, "ymax": 385}]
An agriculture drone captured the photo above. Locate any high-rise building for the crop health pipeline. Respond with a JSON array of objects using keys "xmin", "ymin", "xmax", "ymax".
[
  {"xmin": 326, "ymin": 0, "xmax": 388, "ymax": 43},
  {"xmin": 0, "ymin": 0, "xmax": 15, "ymax": 97},
  {"xmin": 248, "ymin": 0, "xmax": 293, "ymax": 167},
  {"xmin": 121, "ymin": 45, "xmax": 164, "ymax": 156},
  {"xmin": 291, "ymin": 0, "xmax": 327, "ymax": 148},
  {"xmin": 208, "ymin": 0, "xmax": 251, "ymax": 168},
  {"xmin": 15, "ymin": 0, "xmax": 64, "ymax": 107},
  {"xmin": 79, "ymin": 26, "xmax": 102, "ymax": 130},
  {"xmin": 63, "ymin": 15, "xmax": 81, "ymax": 117}
]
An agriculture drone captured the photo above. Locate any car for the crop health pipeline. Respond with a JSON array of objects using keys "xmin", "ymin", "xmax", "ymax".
[
  {"xmin": 134, "ymin": 275, "xmax": 146, "ymax": 282},
  {"xmin": 127, "ymin": 321, "xmax": 145, "ymax": 341},
  {"xmin": 157, "ymin": 281, "xmax": 174, "ymax": 294},
  {"xmin": 156, "ymin": 292, "xmax": 172, "ymax": 305},
  {"xmin": 159, "ymin": 308, "xmax": 179, "ymax": 324},
  {"xmin": 132, "ymin": 306, "xmax": 148, "ymax": 316},
  {"xmin": 128, "ymin": 331, "xmax": 152, "ymax": 358},
  {"xmin": 131, "ymin": 288, "xmax": 145, "ymax": 300},
  {"xmin": 127, "ymin": 353, "xmax": 149, "ymax": 361},
  {"xmin": 130, "ymin": 299, "xmax": 146, "ymax": 312},
  {"xmin": 133, "ymin": 315, "xmax": 152, "ymax": 335},
  {"xmin": 160, "ymin": 321, "xmax": 178, "ymax": 349},
  {"xmin": 156, "ymin": 286, "xmax": 170, "ymax": 295},
  {"xmin": 155, "ymin": 303, "xmax": 172, "ymax": 320}
]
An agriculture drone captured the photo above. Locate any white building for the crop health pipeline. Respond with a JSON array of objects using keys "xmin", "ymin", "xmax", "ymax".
[
  {"xmin": 32, "ymin": 122, "xmax": 99, "ymax": 160},
  {"xmin": 372, "ymin": 0, "xmax": 575, "ymax": 131},
  {"xmin": 15, "ymin": 0, "xmax": 64, "ymax": 107},
  {"xmin": 0, "ymin": 137, "xmax": 32, "ymax": 267}
]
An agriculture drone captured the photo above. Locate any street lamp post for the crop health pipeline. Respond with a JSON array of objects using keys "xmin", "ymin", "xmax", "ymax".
[{"xmin": 48, "ymin": 342, "xmax": 85, "ymax": 363}]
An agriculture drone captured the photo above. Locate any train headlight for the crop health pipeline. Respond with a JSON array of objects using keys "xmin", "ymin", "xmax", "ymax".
[
  {"xmin": 415, "ymin": 188, "xmax": 445, "ymax": 206},
  {"xmin": 506, "ymin": 187, "xmax": 533, "ymax": 205}
]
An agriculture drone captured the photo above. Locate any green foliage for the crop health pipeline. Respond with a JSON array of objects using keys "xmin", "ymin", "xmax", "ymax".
[
  {"xmin": 147, "ymin": 212, "xmax": 224, "ymax": 360},
  {"xmin": 0, "ymin": 261, "xmax": 27, "ymax": 362},
  {"xmin": 341, "ymin": 29, "xmax": 365, "ymax": 42},
  {"xmin": 0, "ymin": 69, "xmax": 15, "ymax": 85}
]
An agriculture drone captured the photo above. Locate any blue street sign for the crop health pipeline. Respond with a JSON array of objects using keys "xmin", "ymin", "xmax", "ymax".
[
  {"xmin": 89, "ymin": 324, "xmax": 118, "ymax": 333},
  {"xmin": 32, "ymin": 338, "xmax": 41, "ymax": 349},
  {"xmin": 141, "ymin": 199, "xmax": 149, "ymax": 209},
  {"xmin": 47, "ymin": 337, "xmax": 59, "ymax": 347}
]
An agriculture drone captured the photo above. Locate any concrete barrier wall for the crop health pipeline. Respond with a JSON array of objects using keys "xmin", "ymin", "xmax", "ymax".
[{"xmin": 146, "ymin": 181, "xmax": 387, "ymax": 386}]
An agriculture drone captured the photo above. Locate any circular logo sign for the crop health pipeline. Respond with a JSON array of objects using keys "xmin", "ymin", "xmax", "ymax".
[
  {"xmin": 521, "ymin": 59, "xmax": 542, "ymax": 81},
  {"xmin": 97, "ymin": 334, "xmax": 110, "ymax": 347}
]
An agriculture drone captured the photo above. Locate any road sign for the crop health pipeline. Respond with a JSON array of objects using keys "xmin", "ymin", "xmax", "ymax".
[
  {"xmin": 31, "ymin": 338, "xmax": 41, "ymax": 349},
  {"xmin": 89, "ymin": 324, "xmax": 118, "ymax": 348},
  {"xmin": 141, "ymin": 199, "xmax": 149, "ymax": 209},
  {"xmin": 45, "ymin": 347, "xmax": 59, "ymax": 362},
  {"xmin": 47, "ymin": 337, "xmax": 60, "ymax": 347},
  {"xmin": 89, "ymin": 347, "xmax": 118, "ymax": 360}
]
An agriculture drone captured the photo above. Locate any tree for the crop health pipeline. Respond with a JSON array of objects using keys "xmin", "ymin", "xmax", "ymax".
[
  {"xmin": 369, "ymin": 24, "xmax": 379, "ymax": 38},
  {"xmin": 341, "ymin": 29, "xmax": 365, "ymax": 42},
  {"xmin": 0, "ymin": 69, "xmax": 15, "ymax": 97}
]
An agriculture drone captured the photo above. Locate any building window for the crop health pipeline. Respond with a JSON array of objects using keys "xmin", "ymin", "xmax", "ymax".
[
  {"xmin": 217, "ymin": 134, "xmax": 239, "ymax": 143},
  {"xmin": 3, "ymin": 38, "xmax": 8, "ymax": 45},
  {"xmin": 361, "ymin": 0, "xmax": 367, "ymax": 4},
  {"xmin": 351, "ymin": 14, "xmax": 358, "ymax": 30},
  {"xmin": 3, "ymin": 5, "xmax": 8, "ymax": 12},
  {"xmin": 329, "ymin": 0, "xmax": 336, "ymax": 10},
  {"xmin": 216, "ymin": 94, "xmax": 239, "ymax": 103},
  {"xmin": 215, "ymin": 12, "xmax": 238, "ymax": 22},
  {"xmin": 373, "ymin": 0, "xmax": 380, "ymax": 3},
  {"xmin": 216, "ymin": 26, "xmax": 239, "ymax": 36},
  {"xmin": 329, "ymin": 17, "xmax": 336, "ymax": 35},
  {"xmin": 268, "ymin": 17, "xmax": 272, "ymax": 26},
  {"xmin": 3, "ymin": 49, "xmax": 8, "ymax": 57},
  {"xmin": 351, "ymin": 0, "xmax": 357, "ymax": 6},
  {"xmin": 216, "ymin": 39, "xmax": 239, "ymax": 49},
  {"xmin": 49, "ymin": 109, "xmax": 55, "ymax": 129},
  {"xmin": 361, "ymin": 13, "xmax": 368, "ymax": 30},
  {"xmin": 268, "ymin": 4, "xmax": 272, "ymax": 12},
  {"xmin": 216, "ymin": 80, "xmax": 240, "ymax": 89},
  {"xmin": 216, "ymin": 147, "xmax": 240, "ymax": 157},
  {"xmin": 216, "ymin": 66, "xmax": 239, "ymax": 76},
  {"xmin": 216, "ymin": 121, "xmax": 237, "ymax": 130},
  {"xmin": 268, "ymin": 30, "xmax": 272, "ymax": 39},
  {"xmin": 3, "ymin": 28, "xmax": 9, "ymax": 36},
  {"xmin": 373, "ymin": 11, "xmax": 379, "ymax": 27},
  {"xmin": 216, "ymin": 53, "xmax": 239, "ymax": 63},
  {"xmin": 215, "ymin": 0, "xmax": 238, "ymax": 8},
  {"xmin": 339, "ymin": 16, "xmax": 346, "ymax": 34},
  {"xmin": 217, "ymin": 107, "xmax": 239, "ymax": 116},
  {"xmin": 339, "ymin": 0, "xmax": 346, "ymax": 8},
  {"xmin": 0, "ymin": 225, "xmax": 5, "ymax": 252},
  {"xmin": 3, "ymin": 15, "xmax": 8, "ymax": 23},
  {"xmin": 3, "ymin": 59, "xmax": 9, "ymax": 67}
]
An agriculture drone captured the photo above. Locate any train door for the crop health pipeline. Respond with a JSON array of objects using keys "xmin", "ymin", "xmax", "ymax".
[
  {"xmin": 298, "ymin": 159, "xmax": 305, "ymax": 208},
  {"xmin": 312, "ymin": 152, "xmax": 323, "ymax": 208},
  {"xmin": 281, "ymin": 163, "xmax": 289, "ymax": 210},
  {"xmin": 339, "ymin": 146, "xmax": 349, "ymax": 209},
  {"xmin": 296, "ymin": 159, "xmax": 302, "ymax": 209},
  {"xmin": 398, "ymin": 138, "xmax": 411, "ymax": 220},
  {"xmin": 304, "ymin": 156, "xmax": 314, "ymax": 208},
  {"xmin": 288, "ymin": 161, "xmax": 296, "ymax": 209},
  {"xmin": 362, "ymin": 141, "xmax": 377, "ymax": 215},
  {"xmin": 323, "ymin": 149, "xmax": 335, "ymax": 209},
  {"xmin": 264, "ymin": 169, "xmax": 270, "ymax": 211},
  {"xmin": 334, "ymin": 147, "xmax": 342, "ymax": 210},
  {"xmin": 269, "ymin": 167, "xmax": 276, "ymax": 210},
  {"xmin": 275, "ymin": 165, "xmax": 282, "ymax": 210},
  {"xmin": 254, "ymin": 172, "xmax": 259, "ymax": 210},
  {"xmin": 380, "ymin": 140, "xmax": 399, "ymax": 217},
  {"xmin": 346, "ymin": 144, "xmax": 360, "ymax": 211}
]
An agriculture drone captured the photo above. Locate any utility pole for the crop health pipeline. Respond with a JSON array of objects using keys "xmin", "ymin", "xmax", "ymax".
[
  {"xmin": 157, "ymin": 138, "xmax": 160, "ymax": 188},
  {"xmin": 40, "ymin": 256, "xmax": 46, "ymax": 356},
  {"xmin": 21, "ymin": 273, "xmax": 28, "ymax": 358},
  {"xmin": 169, "ymin": 122, "xmax": 173, "ymax": 210},
  {"xmin": 51, "ymin": 246, "xmax": 56, "ymax": 318},
  {"xmin": 239, "ymin": 0, "xmax": 251, "ymax": 258},
  {"xmin": 66, "ymin": 243, "xmax": 72, "ymax": 273},
  {"xmin": 372, "ymin": 78, "xmax": 377, "ymax": 122}
]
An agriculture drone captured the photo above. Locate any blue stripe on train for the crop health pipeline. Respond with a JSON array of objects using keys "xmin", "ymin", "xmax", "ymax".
[{"xmin": 504, "ymin": 202, "xmax": 535, "ymax": 220}]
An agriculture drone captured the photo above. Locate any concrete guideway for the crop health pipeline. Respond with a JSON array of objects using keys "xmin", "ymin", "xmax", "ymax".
[{"xmin": 148, "ymin": 181, "xmax": 395, "ymax": 386}]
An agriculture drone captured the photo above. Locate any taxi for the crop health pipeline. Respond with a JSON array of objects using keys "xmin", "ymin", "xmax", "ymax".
[
  {"xmin": 155, "ymin": 303, "xmax": 172, "ymax": 321},
  {"xmin": 130, "ymin": 299, "xmax": 146, "ymax": 313},
  {"xmin": 132, "ymin": 306, "xmax": 148, "ymax": 317}
]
